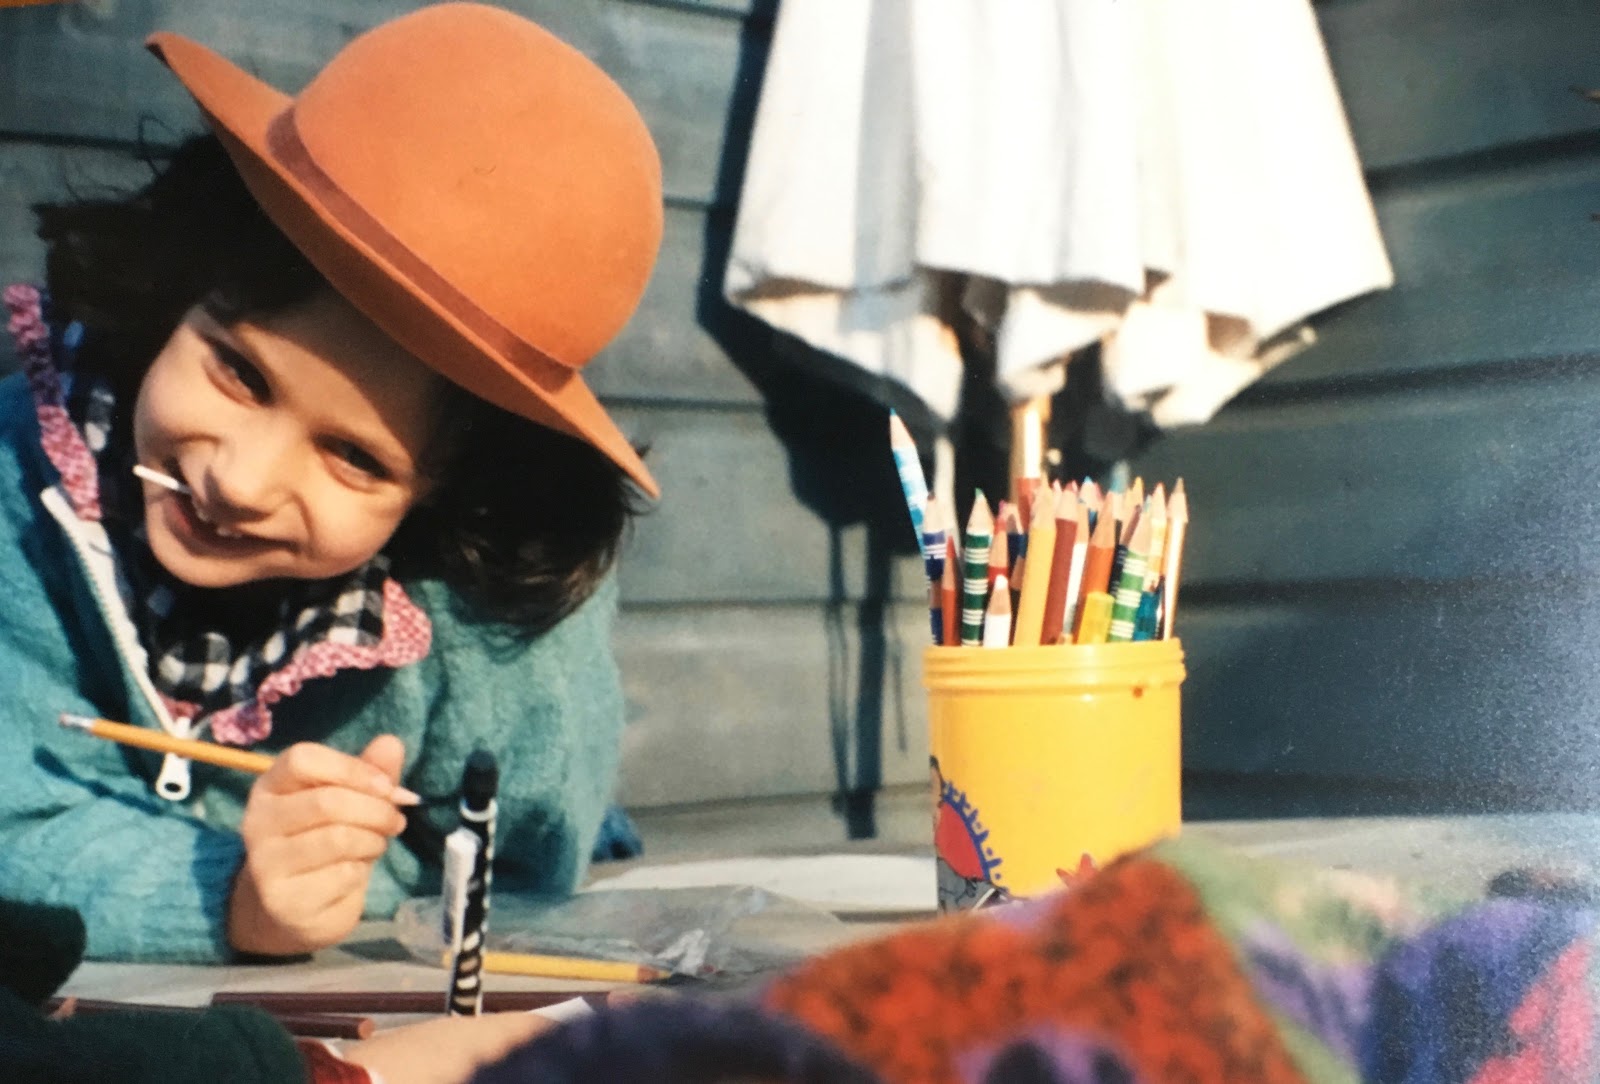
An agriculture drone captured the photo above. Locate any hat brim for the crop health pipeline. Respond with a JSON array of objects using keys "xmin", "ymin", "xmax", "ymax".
[{"xmin": 146, "ymin": 32, "xmax": 660, "ymax": 499}]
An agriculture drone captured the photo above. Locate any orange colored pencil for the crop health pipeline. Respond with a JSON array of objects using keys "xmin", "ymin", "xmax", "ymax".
[
  {"xmin": 1038, "ymin": 493, "xmax": 1079, "ymax": 645},
  {"xmin": 940, "ymin": 538, "xmax": 959, "ymax": 648},
  {"xmin": 1071, "ymin": 511, "xmax": 1118, "ymax": 639}
]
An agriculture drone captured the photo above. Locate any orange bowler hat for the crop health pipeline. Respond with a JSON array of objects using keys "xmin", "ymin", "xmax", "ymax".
[{"xmin": 146, "ymin": 4, "xmax": 663, "ymax": 497}]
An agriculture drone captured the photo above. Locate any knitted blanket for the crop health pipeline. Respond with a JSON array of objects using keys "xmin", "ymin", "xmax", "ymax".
[{"xmin": 477, "ymin": 839, "xmax": 1596, "ymax": 1083}]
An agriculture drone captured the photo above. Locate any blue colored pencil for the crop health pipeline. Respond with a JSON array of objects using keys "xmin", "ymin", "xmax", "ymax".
[
  {"xmin": 921, "ymin": 495, "xmax": 946, "ymax": 584},
  {"xmin": 888, "ymin": 412, "xmax": 928, "ymax": 544}
]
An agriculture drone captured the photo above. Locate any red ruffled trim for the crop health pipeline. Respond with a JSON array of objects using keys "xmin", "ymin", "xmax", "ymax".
[
  {"xmin": 4, "ymin": 284, "xmax": 100, "ymax": 520},
  {"xmin": 208, "ymin": 578, "xmax": 433, "ymax": 745}
]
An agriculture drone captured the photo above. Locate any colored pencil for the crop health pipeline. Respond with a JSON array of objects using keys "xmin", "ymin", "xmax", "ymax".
[
  {"xmin": 1014, "ymin": 476, "xmax": 1040, "ymax": 533},
  {"xmin": 58, "ymin": 714, "xmax": 275, "ymax": 774},
  {"xmin": 888, "ymin": 412, "xmax": 929, "ymax": 544},
  {"xmin": 1161, "ymin": 480, "xmax": 1189, "ymax": 639},
  {"xmin": 982, "ymin": 574, "xmax": 1013, "ymax": 647},
  {"xmin": 56, "ymin": 714, "xmax": 421, "ymax": 804},
  {"xmin": 1120, "ymin": 495, "xmax": 1142, "ymax": 546},
  {"xmin": 941, "ymin": 537, "xmax": 960, "ymax": 648},
  {"xmin": 1059, "ymin": 501, "xmax": 1091, "ymax": 643},
  {"xmin": 1038, "ymin": 494, "xmax": 1078, "ymax": 646},
  {"xmin": 1075, "ymin": 592, "xmax": 1114, "ymax": 644},
  {"xmin": 959, "ymin": 494, "xmax": 994, "ymax": 646},
  {"xmin": 1003, "ymin": 502, "xmax": 1026, "ymax": 567},
  {"xmin": 1133, "ymin": 589, "xmax": 1160, "ymax": 641},
  {"xmin": 986, "ymin": 515, "xmax": 1010, "ymax": 592},
  {"xmin": 1142, "ymin": 498, "xmax": 1169, "ymax": 593},
  {"xmin": 1011, "ymin": 485, "xmax": 1057, "ymax": 647},
  {"xmin": 211, "ymin": 990, "xmax": 607, "ymax": 1014},
  {"xmin": 929, "ymin": 579, "xmax": 943, "ymax": 645},
  {"xmin": 49, "ymin": 998, "xmax": 373, "ymax": 1040},
  {"xmin": 1107, "ymin": 514, "xmax": 1153, "ymax": 642},
  {"xmin": 1072, "ymin": 512, "xmax": 1118, "ymax": 639},
  {"xmin": 477, "ymin": 950, "xmax": 670, "ymax": 984},
  {"xmin": 921, "ymin": 495, "xmax": 946, "ymax": 584}
]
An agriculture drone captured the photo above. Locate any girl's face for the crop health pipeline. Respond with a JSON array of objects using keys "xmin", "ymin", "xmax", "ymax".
[{"xmin": 133, "ymin": 291, "xmax": 442, "ymax": 589}]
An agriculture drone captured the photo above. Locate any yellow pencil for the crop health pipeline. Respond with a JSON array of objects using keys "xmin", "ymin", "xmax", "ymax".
[
  {"xmin": 1010, "ymin": 484, "xmax": 1057, "ymax": 647},
  {"xmin": 57, "ymin": 713, "xmax": 421, "ymax": 805},
  {"xmin": 59, "ymin": 714, "xmax": 275, "ymax": 774},
  {"xmin": 1075, "ymin": 592, "xmax": 1115, "ymax": 644},
  {"xmin": 470, "ymin": 949, "xmax": 670, "ymax": 984}
]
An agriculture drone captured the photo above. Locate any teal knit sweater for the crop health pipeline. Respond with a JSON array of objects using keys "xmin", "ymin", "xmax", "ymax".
[{"xmin": 0, "ymin": 372, "xmax": 626, "ymax": 962}]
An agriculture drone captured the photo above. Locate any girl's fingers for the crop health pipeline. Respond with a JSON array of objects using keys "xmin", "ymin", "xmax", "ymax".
[
  {"xmin": 260, "ymin": 741, "xmax": 416, "ymax": 804},
  {"xmin": 255, "ymin": 825, "xmax": 394, "ymax": 877},
  {"xmin": 243, "ymin": 784, "xmax": 408, "ymax": 842}
]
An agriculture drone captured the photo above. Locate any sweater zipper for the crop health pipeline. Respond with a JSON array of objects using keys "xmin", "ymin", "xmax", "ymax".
[{"xmin": 41, "ymin": 486, "xmax": 197, "ymax": 801}]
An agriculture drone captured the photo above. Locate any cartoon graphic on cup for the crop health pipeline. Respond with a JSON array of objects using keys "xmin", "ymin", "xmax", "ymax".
[{"xmin": 931, "ymin": 757, "xmax": 1012, "ymax": 912}]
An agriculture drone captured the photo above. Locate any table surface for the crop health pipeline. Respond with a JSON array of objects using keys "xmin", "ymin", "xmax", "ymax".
[{"xmin": 63, "ymin": 812, "xmax": 1600, "ymax": 1009}]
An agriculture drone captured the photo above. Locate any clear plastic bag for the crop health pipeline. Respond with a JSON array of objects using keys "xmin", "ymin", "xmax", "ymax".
[{"xmin": 394, "ymin": 884, "xmax": 846, "ymax": 980}]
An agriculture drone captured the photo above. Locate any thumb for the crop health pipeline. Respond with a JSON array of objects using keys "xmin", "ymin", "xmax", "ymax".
[{"xmin": 360, "ymin": 734, "xmax": 406, "ymax": 785}]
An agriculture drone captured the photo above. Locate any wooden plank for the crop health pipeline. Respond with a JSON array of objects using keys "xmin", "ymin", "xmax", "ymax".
[
  {"xmin": 0, "ymin": 0, "xmax": 761, "ymax": 207},
  {"xmin": 613, "ymin": 584, "xmax": 1600, "ymax": 808},
  {"xmin": 1319, "ymin": 0, "xmax": 1600, "ymax": 172},
  {"xmin": 1176, "ymin": 591, "xmax": 1600, "ymax": 802},
  {"xmin": 613, "ymin": 603, "xmax": 931, "ymax": 807},
  {"xmin": 1259, "ymin": 151, "xmax": 1600, "ymax": 388},
  {"xmin": 610, "ymin": 405, "xmax": 929, "ymax": 605},
  {"xmin": 1132, "ymin": 363, "xmax": 1600, "ymax": 587}
]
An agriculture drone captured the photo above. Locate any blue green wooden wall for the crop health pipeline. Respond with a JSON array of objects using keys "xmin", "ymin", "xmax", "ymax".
[{"xmin": 3, "ymin": 0, "xmax": 1598, "ymax": 819}]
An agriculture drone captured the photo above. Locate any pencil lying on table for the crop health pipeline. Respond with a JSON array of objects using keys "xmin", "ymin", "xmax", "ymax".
[
  {"xmin": 48, "ymin": 997, "xmax": 374, "ymax": 1040},
  {"xmin": 444, "ymin": 949, "xmax": 670, "ymax": 984},
  {"xmin": 56, "ymin": 714, "xmax": 421, "ymax": 805},
  {"xmin": 212, "ymin": 990, "xmax": 607, "ymax": 1014}
]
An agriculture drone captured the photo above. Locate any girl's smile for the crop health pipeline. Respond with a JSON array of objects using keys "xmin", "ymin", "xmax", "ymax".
[{"xmin": 133, "ymin": 292, "xmax": 443, "ymax": 589}]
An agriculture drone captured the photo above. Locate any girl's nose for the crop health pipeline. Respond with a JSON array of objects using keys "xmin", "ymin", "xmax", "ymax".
[{"xmin": 202, "ymin": 424, "xmax": 297, "ymax": 518}]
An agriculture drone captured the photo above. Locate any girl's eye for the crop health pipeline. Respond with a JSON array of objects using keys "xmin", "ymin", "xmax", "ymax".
[
  {"xmin": 210, "ymin": 342, "xmax": 270, "ymax": 401},
  {"xmin": 332, "ymin": 441, "xmax": 390, "ymax": 481}
]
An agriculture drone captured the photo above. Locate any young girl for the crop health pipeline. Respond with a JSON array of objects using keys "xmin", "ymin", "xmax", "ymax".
[{"xmin": 0, "ymin": 4, "xmax": 662, "ymax": 962}]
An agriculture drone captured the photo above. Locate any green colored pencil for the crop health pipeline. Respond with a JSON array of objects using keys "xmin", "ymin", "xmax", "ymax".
[
  {"xmin": 959, "ymin": 492, "xmax": 994, "ymax": 646},
  {"xmin": 1107, "ymin": 514, "xmax": 1152, "ymax": 642}
]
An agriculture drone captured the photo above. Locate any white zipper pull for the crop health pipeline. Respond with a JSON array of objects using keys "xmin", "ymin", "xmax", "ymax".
[{"xmin": 154, "ymin": 716, "xmax": 194, "ymax": 801}]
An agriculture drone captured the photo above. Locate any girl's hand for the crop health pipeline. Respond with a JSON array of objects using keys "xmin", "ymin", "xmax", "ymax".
[
  {"xmin": 227, "ymin": 735, "xmax": 412, "ymax": 956},
  {"xmin": 340, "ymin": 1011, "xmax": 557, "ymax": 1084}
]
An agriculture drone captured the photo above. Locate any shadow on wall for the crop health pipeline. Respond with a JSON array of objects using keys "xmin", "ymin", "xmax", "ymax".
[
  {"xmin": 692, "ymin": 0, "xmax": 904, "ymax": 840},
  {"xmin": 692, "ymin": 0, "xmax": 1160, "ymax": 839}
]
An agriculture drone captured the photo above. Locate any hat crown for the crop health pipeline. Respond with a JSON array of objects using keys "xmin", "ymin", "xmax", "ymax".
[{"xmin": 288, "ymin": 3, "xmax": 662, "ymax": 369}]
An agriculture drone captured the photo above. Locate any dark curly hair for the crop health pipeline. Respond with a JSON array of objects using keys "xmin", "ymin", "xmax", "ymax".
[{"xmin": 33, "ymin": 134, "xmax": 642, "ymax": 634}]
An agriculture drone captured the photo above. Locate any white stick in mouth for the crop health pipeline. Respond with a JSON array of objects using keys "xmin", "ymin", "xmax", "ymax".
[{"xmin": 132, "ymin": 464, "xmax": 192, "ymax": 495}]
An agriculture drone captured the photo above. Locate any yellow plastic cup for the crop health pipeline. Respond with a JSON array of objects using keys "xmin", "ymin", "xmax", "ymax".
[{"xmin": 923, "ymin": 639, "xmax": 1184, "ymax": 911}]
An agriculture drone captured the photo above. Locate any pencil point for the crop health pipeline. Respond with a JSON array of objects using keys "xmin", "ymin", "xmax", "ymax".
[{"xmin": 58, "ymin": 713, "xmax": 94, "ymax": 732}]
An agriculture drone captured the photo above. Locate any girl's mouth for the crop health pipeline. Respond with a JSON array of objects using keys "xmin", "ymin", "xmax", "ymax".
[{"xmin": 158, "ymin": 471, "xmax": 257, "ymax": 550}]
